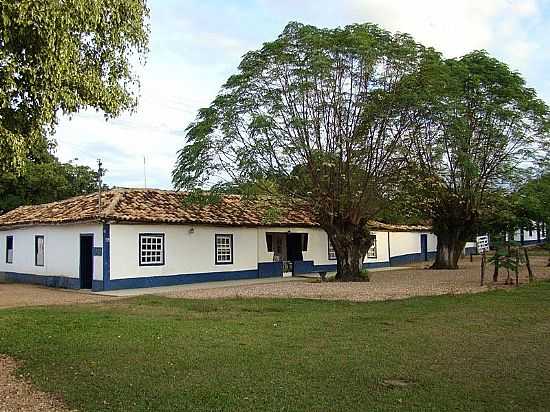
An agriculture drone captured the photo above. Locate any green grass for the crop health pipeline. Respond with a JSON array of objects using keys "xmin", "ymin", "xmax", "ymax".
[{"xmin": 1, "ymin": 284, "xmax": 550, "ymax": 411}]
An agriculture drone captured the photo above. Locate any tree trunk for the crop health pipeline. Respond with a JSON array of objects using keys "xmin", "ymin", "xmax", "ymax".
[
  {"xmin": 329, "ymin": 226, "xmax": 371, "ymax": 282},
  {"xmin": 431, "ymin": 230, "xmax": 467, "ymax": 270}
]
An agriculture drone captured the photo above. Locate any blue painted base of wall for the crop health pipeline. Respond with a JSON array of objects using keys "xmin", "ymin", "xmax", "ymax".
[
  {"xmin": 2, "ymin": 250, "xmax": 438, "ymax": 291},
  {"xmin": 258, "ymin": 262, "xmax": 283, "ymax": 278},
  {"xmin": 99, "ymin": 269, "xmax": 261, "ymax": 291},
  {"xmin": 2, "ymin": 272, "xmax": 80, "ymax": 289},
  {"xmin": 388, "ymin": 252, "xmax": 436, "ymax": 266}
]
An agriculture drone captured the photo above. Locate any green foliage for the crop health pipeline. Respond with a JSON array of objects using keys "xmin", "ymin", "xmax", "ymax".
[
  {"xmin": 0, "ymin": 0, "xmax": 150, "ymax": 172},
  {"xmin": 173, "ymin": 22, "xmax": 442, "ymax": 278},
  {"xmin": 0, "ymin": 150, "xmax": 103, "ymax": 213},
  {"xmin": 261, "ymin": 206, "xmax": 282, "ymax": 225},
  {"xmin": 407, "ymin": 51, "xmax": 549, "ymax": 266},
  {"xmin": 513, "ymin": 173, "xmax": 550, "ymax": 225}
]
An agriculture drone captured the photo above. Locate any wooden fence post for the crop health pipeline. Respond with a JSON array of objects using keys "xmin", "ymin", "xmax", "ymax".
[
  {"xmin": 524, "ymin": 248, "xmax": 534, "ymax": 283},
  {"xmin": 480, "ymin": 252, "xmax": 485, "ymax": 286}
]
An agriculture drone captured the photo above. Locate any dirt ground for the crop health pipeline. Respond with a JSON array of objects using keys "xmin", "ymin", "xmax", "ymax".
[
  {"xmin": 0, "ymin": 355, "xmax": 73, "ymax": 412},
  {"xmin": 160, "ymin": 255, "xmax": 550, "ymax": 302},
  {"xmin": 0, "ymin": 283, "xmax": 116, "ymax": 309}
]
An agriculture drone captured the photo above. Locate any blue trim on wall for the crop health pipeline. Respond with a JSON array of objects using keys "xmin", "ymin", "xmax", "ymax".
[
  {"xmin": 365, "ymin": 261, "xmax": 390, "ymax": 269},
  {"xmin": 98, "ymin": 223, "xmax": 111, "ymax": 292},
  {"xmin": 104, "ymin": 269, "xmax": 259, "ymax": 290},
  {"xmin": 2, "ymin": 272, "xmax": 80, "ymax": 289},
  {"xmin": 389, "ymin": 252, "xmax": 434, "ymax": 266},
  {"xmin": 293, "ymin": 260, "xmax": 315, "ymax": 274},
  {"xmin": 258, "ymin": 262, "xmax": 283, "ymax": 278}
]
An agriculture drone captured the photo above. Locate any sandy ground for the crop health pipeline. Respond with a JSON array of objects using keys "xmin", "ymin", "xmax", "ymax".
[
  {"xmin": 0, "ymin": 283, "xmax": 116, "ymax": 309},
  {"xmin": 0, "ymin": 356, "xmax": 73, "ymax": 412},
  {"xmin": 160, "ymin": 255, "xmax": 550, "ymax": 302}
]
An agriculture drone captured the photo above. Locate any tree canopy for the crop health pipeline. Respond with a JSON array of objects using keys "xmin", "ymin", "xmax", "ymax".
[
  {"xmin": 173, "ymin": 21, "xmax": 550, "ymax": 277},
  {"xmin": 173, "ymin": 22, "xmax": 441, "ymax": 279},
  {"xmin": 0, "ymin": 0, "xmax": 149, "ymax": 172},
  {"xmin": 0, "ymin": 144, "xmax": 104, "ymax": 213},
  {"xmin": 407, "ymin": 51, "xmax": 549, "ymax": 268}
]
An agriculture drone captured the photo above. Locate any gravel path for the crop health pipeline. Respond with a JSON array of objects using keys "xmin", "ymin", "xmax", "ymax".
[
  {"xmin": 0, "ymin": 355, "xmax": 73, "ymax": 412},
  {"xmin": 0, "ymin": 283, "xmax": 116, "ymax": 309},
  {"xmin": 160, "ymin": 256, "xmax": 550, "ymax": 302}
]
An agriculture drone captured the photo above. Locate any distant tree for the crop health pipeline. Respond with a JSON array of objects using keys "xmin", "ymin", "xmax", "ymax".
[
  {"xmin": 409, "ymin": 51, "xmax": 550, "ymax": 269},
  {"xmin": 513, "ymin": 173, "xmax": 550, "ymax": 229},
  {"xmin": 0, "ymin": 0, "xmax": 149, "ymax": 172},
  {"xmin": 0, "ymin": 146, "xmax": 104, "ymax": 213},
  {"xmin": 173, "ymin": 22, "xmax": 440, "ymax": 280}
]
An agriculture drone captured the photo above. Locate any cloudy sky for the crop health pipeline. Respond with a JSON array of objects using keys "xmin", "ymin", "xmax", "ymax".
[{"xmin": 54, "ymin": 0, "xmax": 550, "ymax": 189}]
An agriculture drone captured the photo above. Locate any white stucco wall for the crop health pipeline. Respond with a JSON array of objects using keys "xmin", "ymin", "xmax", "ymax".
[
  {"xmin": 364, "ymin": 231, "xmax": 390, "ymax": 264},
  {"xmin": 0, "ymin": 224, "xmax": 103, "ymax": 280},
  {"xmin": 388, "ymin": 232, "xmax": 420, "ymax": 257},
  {"xmin": 427, "ymin": 233, "xmax": 438, "ymax": 252},
  {"xmin": 109, "ymin": 224, "xmax": 259, "ymax": 279},
  {"xmin": 513, "ymin": 223, "xmax": 546, "ymax": 243}
]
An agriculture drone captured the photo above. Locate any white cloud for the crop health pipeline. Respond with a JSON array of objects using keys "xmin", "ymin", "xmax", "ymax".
[{"xmin": 52, "ymin": 0, "xmax": 547, "ymax": 190}]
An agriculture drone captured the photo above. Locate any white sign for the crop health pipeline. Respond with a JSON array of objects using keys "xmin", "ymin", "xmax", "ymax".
[{"xmin": 476, "ymin": 235, "xmax": 490, "ymax": 253}]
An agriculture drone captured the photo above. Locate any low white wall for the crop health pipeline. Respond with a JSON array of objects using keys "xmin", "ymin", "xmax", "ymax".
[
  {"xmin": 427, "ymin": 233, "xmax": 437, "ymax": 252},
  {"xmin": 109, "ymin": 224, "xmax": 259, "ymax": 279},
  {"xmin": 389, "ymin": 232, "xmax": 420, "ymax": 257},
  {"xmin": 364, "ymin": 231, "xmax": 390, "ymax": 264},
  {"xmin": 0, "ymin": 224, "xmax": 103, "ymax": 280}
]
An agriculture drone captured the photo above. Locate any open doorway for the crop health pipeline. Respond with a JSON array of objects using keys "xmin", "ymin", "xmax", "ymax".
[
  {"xmin": 267, "ymin": 232, "xmax": 307, "ymax": 276},
  {"xmin": 79, "ymin": 234, "xmax": 93, "ymax": 289}
]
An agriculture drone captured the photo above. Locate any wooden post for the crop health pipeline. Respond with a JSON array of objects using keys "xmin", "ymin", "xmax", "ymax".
[
  {"xmin": 470, "ymin": 252, "xmax": 473, "ymax": 263},
  {"xmin": 493, "ymin": 253, "xmax": 499, "ymax": 282},
  {"xmin": 524, "ymin": 248, "xmax": 534, "ymax": 283},
  {"xmin": 480, "ymin": 252, "xmax": 485, "ymax": 286}
]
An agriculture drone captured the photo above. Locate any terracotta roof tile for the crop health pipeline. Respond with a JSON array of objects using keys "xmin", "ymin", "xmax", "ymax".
[{"xmin": 0, "ymin": 188, "xmax": 431, "ymax": 232}]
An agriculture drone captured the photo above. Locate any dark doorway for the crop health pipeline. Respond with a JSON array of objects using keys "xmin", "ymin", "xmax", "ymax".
[
  {"xmin": 420, "ymin": 234, "xmax": 428, "ymax": 261},
  {"xmin": 80, "ymin": 235, "xmax": 93, "ymax": 289},
  {"xmin": 286, "ymin": 233, "xmax": 304, "ymax": 263}
]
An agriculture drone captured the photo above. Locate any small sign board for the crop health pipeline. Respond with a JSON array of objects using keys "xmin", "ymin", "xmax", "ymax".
[
  {"xmin": 92, "ymin": 247, "xmax": 103, "ymax": 257},
  {"xmin": 476, "ymin": 235, "xmax": 490, "ymax": 253}
]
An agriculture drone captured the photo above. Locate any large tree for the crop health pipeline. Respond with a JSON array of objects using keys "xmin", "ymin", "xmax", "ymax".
[
  {"xmin": 0, "ymin": 144, "xmax": 104, "ymax": 213},
  {"xmin": 173, "ymin": 22, "xmax": 440, "ymax": 280},
  {"xmin": 409, "ymin": 51, "xmax": 549, "ymax": 269},
  {"xmin": 0, "ymin": 0, "xmax": 149, "ymax": 172}
]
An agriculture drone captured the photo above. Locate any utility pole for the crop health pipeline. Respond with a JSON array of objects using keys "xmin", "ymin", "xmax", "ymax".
[
  {"xmin": 143, "ymin": 156, "xmax": 147, "ymax": 189},
  {"xmin": 97, "ymin": 159, "xmax": 105, "ymax": 213}
]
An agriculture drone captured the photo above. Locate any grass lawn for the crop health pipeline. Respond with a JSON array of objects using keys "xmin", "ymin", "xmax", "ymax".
[{"xmin": 1, "ymin": 284, "xmax": 550, "ymax": 411}]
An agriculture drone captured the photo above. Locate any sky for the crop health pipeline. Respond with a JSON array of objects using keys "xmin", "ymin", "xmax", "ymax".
[{"xmin": 53, "ymin": 0, "xmax": 550, "ymax": 189}]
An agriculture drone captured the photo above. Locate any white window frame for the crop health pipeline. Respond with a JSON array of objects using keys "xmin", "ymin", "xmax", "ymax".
[
  {"xmin": 328, "ymin": 240, "xmax": 337, "ymax": 260},
  {"xmin": 6, "ymin": 235, "xmax": 13, "ymax": 264},
  {"xmin": 139, "ymin": 233, "xmax": 165, "ymax": 266},
  {"xmin": 367, "ymin": 235, "xmax": 377, "ymax": 259},
  {"xmin": 215, "ymin": 234, "xmax": 233, "ymax": 265},
  {"xmin": 35, "ymin": 235, "xmax": 45, "ymax": 267}
]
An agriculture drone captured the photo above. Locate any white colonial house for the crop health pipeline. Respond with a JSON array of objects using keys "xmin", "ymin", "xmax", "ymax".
[
  {"xmin": 510, "ymin": 223, "xmax": 547, "ymax": 245},
  {"xmin": 0, "ymin": 188, "xmax": 437, "ymax": 291}
]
